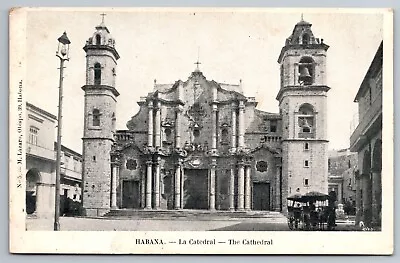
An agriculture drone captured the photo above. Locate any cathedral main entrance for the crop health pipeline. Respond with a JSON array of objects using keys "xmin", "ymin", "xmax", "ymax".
[
  {"xmin": 253, "ymin": 182, "xmax": 270, "ymax": 211},
  {"xmin": 183, "ymin": 169, "xmax": 209, "ymax": 209},
  {"xmin": 122, "ymin": 180, "xmax": 140, "ymax": 208}
]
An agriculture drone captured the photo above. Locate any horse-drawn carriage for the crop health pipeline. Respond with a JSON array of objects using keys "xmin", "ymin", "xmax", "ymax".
[{"xmin": 287, "ymin": 191, "xmax": 336, "ymax": 231}]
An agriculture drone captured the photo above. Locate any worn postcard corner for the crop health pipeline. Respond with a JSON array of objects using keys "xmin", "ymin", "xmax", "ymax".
[{"xmin": 9, "ymin": 7, "xmax": 393, "ymax": 255}]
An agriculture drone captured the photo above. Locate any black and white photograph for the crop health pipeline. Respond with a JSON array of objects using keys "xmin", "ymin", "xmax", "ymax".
[{"xmin": 9, "ymin": 7, "xmax": 393, "ymax": 254}]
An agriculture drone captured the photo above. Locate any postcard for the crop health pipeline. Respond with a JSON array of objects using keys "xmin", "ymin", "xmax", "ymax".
[{"xmin": 9, "ymin": 7, "xmax": 393, "ymax": 254}]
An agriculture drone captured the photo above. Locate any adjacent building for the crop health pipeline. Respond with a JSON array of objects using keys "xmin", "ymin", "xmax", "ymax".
[
  {"xmin": 349, "ymin": 41, "xmax": 383, "ymax": 227},
  {"xmin": 26, "ymin": 102, "xmax": 82, "ymax": 218},
  {"xmin": 82, "ymin": 18, "xmax": 331, "ymax": 216},
  {"xmin": 328, "ymin": 148, "xmax": 358, "ymax": 214}
]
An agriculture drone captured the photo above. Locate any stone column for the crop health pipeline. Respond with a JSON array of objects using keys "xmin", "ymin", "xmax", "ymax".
[
  {"xmin": 229, "ymin": 166, "xmax": 235, "ymax": 211},
  {"xmin": 362, "ymin": 173, "xmax": 372, "ymax": 226},
  {"xmin": 154, "ymin": 157, "xmax": 160, "ymax": 209},
  {"xmin": 231, "ymin": 102, "xmax": 237, "ymax": 151},
  {"xmin": 211, "ymin": 104, "xmax": 218, "ymax": 150},
  {"xmin": 147, "ymin": 101, "xmax": 154, "ymax": 147},
  {"xmin": 175, "ymin": 107, "xmax": 182, "ymax": 148},
  {"xmin": 180, "ymin": 166, "xmax": 184, "ymax": 209},
  {"xmin": 355, "ymin": 173, "xmax": 362, "ymax": 225},
  {"xmin": 237, "ymin": 162, "xmax": 245, "ymax": 211},
  {"xmin": 140, "ymin": 169, "xmax": 145, "ymax": 208},
  {"xmin": 35, "ymin": 183, "xmax": 44, "ymax": 217},
  {"xmin": 174, "ymin": 160, "xmax": 181, "ymax": 209},
  {"xmin": 209, "ymin": 160, "xmax": 216, "ymax": 211},
  {"xmin": 336, "ymin": 183, "xmax": 342, "ymax": 205},
  {"xmin": 155, "ymin": 101, "xmax": 161, "ymax": 148},
  {"xmin": 111, "ymin": 163, "xmax": 118, "ymax": 209},
  {"xmin": 238, "ymin": 100, "xmax": 245, "ymax": 148},
  {"xmin": 244, "ymin": 165, "xmax": 252, "ymax": 211},
  {"xmin": 275, "ymin": 166, "xmax": 282, "ymax": 211},
  {"xmin": 145, "ymin": 161, "xmax": 153, "ymax": 209},
  {"xmin": 371, "ymin": 170, "xmax": 382, "ymax": 226}
]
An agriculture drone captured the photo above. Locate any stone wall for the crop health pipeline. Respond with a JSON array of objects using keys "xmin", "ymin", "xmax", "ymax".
[{"xmin": 82, "ymin": 139, "xmax": 113, "ymax": 216}]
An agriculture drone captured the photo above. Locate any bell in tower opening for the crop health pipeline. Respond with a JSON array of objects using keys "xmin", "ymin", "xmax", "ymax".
[{"xmin": 298, "ymin": 57, "xmax": 315, "ymax": 85}]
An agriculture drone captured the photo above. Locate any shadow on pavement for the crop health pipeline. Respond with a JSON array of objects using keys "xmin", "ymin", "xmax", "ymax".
[{"xmin": 211, "ymin": 222, "xmax": 363, "ymax": 231}]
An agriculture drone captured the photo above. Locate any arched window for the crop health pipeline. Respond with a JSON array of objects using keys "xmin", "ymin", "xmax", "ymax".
[
  {"xmin": 111, "ymin": 112, "xmax": 116, "ymax": 132},
  {"xmin": 221, "ymin": 128, "xmax": 229, "ymax": 144},
  {"xmin": 304, "ymin": 142, "xmax": 309, "ymax": 151},
  {"xmin": 94, "ymin": 63, "xmax": 101, "ymax": 85},
  {"xmin": 93, "ymin": 109, "xmax": 100, "ymax": 126},
  {"xmin": 193, "ymin": 129, "xmax": 200, "ymax": 138},
  {"xmin": 298, "ymin": 56, "xmax": 315, "ymax": 85},
  {"xmin": 164, "ymin": 128, "xmax": 172, "ymax": 142},
  {"xmin": 302, "ymin": 34, "xmax": 310, "ymax": 45},
  {"xmin": 270, "ymin": 120, "xmax": 277, "ymax": 132},
  {"xmin": 96, "ymin": 34, "xmax": 101, "ymax": 45}
]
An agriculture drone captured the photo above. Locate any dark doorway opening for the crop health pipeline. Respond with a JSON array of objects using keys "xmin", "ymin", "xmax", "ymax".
[
  {"xmin": 253, "ymin": 182, "xmax": 270, "ymax": 211},
  {"xmin": 183, "ymin": 169, "xmax": 209, "ymax": 209},
  {"xmin": 122, "ymin": 180, "xmax": 140, "ymax": 208},
  {"xmin": 26, "ymin": 169, "xmax": 40, "ymax": 215}
]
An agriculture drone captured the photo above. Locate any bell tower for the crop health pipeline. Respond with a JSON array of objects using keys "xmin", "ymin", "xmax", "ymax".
[
  {"xmin": 81, "ymin": 16, "xmax": 120, "ymax": 216},
  {"xmin": 277, "ymin": 18, "xmax": 330, "ymax": 212}
]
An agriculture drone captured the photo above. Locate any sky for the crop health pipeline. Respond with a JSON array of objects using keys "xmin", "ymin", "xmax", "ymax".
[{"xmin": 25, "ymin": 8, "xmax": 385, "ymax": 154}]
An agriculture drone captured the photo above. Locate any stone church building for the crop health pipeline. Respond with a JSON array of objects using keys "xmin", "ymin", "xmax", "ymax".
[{"xmin": 81, "ymin": 18, "xmax": 330, "ymax": 216}]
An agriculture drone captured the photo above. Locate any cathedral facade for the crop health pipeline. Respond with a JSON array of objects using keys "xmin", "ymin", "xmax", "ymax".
[{"xmin": 81, "ymin": 18, "xmax": 330, "ymax": 217}]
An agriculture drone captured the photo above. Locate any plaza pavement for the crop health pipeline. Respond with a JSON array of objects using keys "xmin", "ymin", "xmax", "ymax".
[{"xmin": 25, "ymin": 216, "xmax": 358, "ymax": 231}]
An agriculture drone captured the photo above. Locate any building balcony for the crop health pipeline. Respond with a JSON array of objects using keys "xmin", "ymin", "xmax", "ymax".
[
  {"xmin": 114, "ymin": 130, "xmax": 134, "ymax": 142},
  {"xmin": 350, "ymin": 92, "xmax": 382, "ymax": 152},
  {"xmin": 60, "ymin": 166, "xmax": 82, "ymax": 182},
  {"xmin": 26, "ymin": 142, "xmax": 56, "ymax": 161},
  {"xmin": 260, "ymin": 135, "xmax": 282, "ymax": 143}
]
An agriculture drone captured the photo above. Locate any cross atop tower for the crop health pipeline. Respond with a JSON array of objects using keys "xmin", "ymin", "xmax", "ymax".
[
  {"xmin": 100, "ymin": 13, "xmax": 106, "ymax": 23},
  {"xmin": 301, "ymin": 13, "xmax": 304, "ymax": 21},
  {"xmin": 194, "ymin": 60, "xmax": 201, "ymax": 71},
  {"xmin": 194, "ymin": 47, "xmax": 201, "ymax": 71}
]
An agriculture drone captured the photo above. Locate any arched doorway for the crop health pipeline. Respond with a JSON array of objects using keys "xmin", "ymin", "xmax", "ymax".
[{"xmin": 26, "ymin": 168, "xmax": 41, "ymax": 214}]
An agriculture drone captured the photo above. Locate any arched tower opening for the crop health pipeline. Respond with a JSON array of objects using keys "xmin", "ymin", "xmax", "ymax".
[
  {"xmin": 94, "ymin": 63, "xmax": 101, "ymax": 85},
  {"xmin": 96, "ymin": 34, "xmax": 101, "ymax": 45},
  {"xmin": 298, "ymin": 103, "xmax": 315, "ymax": 137}
]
